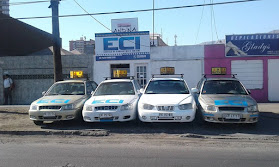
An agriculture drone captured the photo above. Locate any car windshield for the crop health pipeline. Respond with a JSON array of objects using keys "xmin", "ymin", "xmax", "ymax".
[
  {"xmin": 145, "ymin": 80, "xmax": 189, "ymax": 94},
  {"xmin": 94, "ymin": 82, "xmax": 135, "ymax": 96},
  {"xmin": 201, "ymin": 80, "xmax": 248, "ymax": 95},
  {"xmin": 46, "ymin": 82, "xmax": 85, "ymax": 95}
]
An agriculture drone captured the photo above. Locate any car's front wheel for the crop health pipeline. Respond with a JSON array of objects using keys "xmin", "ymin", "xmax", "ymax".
[{"xmin": 33, "ymin": 120, "xmax": 44, "ymax": 126}]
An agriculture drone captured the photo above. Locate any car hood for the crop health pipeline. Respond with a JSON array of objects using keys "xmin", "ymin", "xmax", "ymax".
[
  {"xmin": 32, "ymin": 95, "xmax": 87, "ymax": 106},
  {"xmin": 199, "ymin": 94, "xmax": 257, "ymax": 107},
  {"xmin": 139, "ymin": 94, "xmax": 193, "ymax": 105},
  {"xmin": 86, "ymin": 95, "xmax": 137, "ymax": 106}
]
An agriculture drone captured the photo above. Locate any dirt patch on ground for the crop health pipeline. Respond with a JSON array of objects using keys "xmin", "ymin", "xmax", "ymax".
[{"xmin": 0, "ymin": 106, "xmax": 41, "ymax": 131}]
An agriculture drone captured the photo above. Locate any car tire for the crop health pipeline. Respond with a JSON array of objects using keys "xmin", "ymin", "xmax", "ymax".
[
  {"xmin": 33, "ymin": 120, "xmax": 44, "ymax": 126},
  {"xmin": 74, "ymin": 109, "xmax": 84, "ymax": 122}
]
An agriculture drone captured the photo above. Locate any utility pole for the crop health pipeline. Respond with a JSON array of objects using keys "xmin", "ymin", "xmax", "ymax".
[{"xmin": 49, "ymin": 0, "xmax": 63, "ymax": 82}]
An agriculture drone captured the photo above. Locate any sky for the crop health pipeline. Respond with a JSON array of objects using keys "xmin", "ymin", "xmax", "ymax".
[{"xmin": 9, "ymin": 0, "xmax": 279, "ymax": 50}]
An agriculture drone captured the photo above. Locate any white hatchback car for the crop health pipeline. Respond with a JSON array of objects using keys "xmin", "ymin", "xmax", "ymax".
[
  {"xmin": 138, "ymin": 77, "xmax": 196, "ymax": 122},
  {"xmin": 82, "ymin": 78, "xmax": 141, "ymax": 122}
]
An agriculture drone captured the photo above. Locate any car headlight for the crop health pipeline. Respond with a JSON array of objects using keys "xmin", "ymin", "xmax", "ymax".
[
  {"xmin": 63, "ymin": 104, "xmax": 74, "ymax": 110},
  {"xmin": 247, "ymin": 105, "xmax": 258, "ymax": 112},
  {"xmin": 178, "ymin": 103, "xmax": 193, "ymax": 110},
  {"xmin": 142, "ymin": 103, "xmax": 154, "ymax": 110},
  {"xmin": 206, "ymin": 105, "xmax": 217, "ymax": 112},
  {"xmin": 84, "ymin": 104, "xmax": 93, "ymax": 111},
  {"xmin": 30, "ymin": 105, "xmax": 38, "ymax": 110},
  {"xmin": 120, "ymin": 103, "xmax": 133, "ymax": 111}
]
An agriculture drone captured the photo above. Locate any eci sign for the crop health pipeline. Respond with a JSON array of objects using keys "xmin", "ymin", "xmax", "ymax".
[
  {"xmin": 226, "ymin": 33, "xmax": 279, "ymax": 57},
  {"xmin": 95, "ymin": 31, "xmax": 150, "ymax": 61}
]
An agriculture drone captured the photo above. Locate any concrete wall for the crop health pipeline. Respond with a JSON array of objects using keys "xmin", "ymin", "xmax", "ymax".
[{"xmin": 0, "ymin": 54, "xmax": 93, "ymax": 105}]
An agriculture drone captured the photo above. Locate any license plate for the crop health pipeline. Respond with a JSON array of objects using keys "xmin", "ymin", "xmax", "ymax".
[
  {"xmin": 99, "ymin": 113, "xmax": 112, "ymax": 118},
  {"xmin": 159, "ymin": 113, "xmax": 173, "ymax": 117},
  {"xmin": 43, "ymin": 112, "xmax": 55, "ymax": 117},
  {"xmin": 223, "ymin": 114, "xmax": 241, "ymax": 120}
]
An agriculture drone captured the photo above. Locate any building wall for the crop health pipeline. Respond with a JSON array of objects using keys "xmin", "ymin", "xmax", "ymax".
[
  {"xmin": 0, "ymin": 54, "xmax": 93, "ymax": 105},
  {"xmin": 204, "ymin": 44, "xmax": 279, "ymax": 102},
  {"xmin": 93, "ymin": 45, "xmax": 204, "ymax": 89}
]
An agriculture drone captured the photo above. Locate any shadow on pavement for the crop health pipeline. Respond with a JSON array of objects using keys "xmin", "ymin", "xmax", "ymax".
[
  {"xmin": 0, "ymin": 110, "xmax": 28, "ymax": 115},
  {"xmin": 39, "ymin": 112, "xmax": 279, "ymax": 137}
]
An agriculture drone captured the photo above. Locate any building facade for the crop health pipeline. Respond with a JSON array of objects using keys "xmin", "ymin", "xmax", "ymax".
[
  {"xmin": 0, "ymin": 0, "xmax": 9, "ymax": 15},
  {"xmin": 69, "ymin": 37, "xmax": 95, "ymax": 54},
  {"xmin": 93, "ymin": 45, "xmax": 204, "ymax": 91},
  {"xmin": 0, "ymin": 54, "xmax": 93, "ymax": 105}
]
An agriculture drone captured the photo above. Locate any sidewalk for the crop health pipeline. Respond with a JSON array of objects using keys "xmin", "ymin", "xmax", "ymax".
[{"xmin": 0, "ymin": 103, "xmax": 279, "ymax": 137}]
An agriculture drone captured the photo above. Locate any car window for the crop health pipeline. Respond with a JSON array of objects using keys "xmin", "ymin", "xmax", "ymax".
[
  {"xmin": 197, "ymin": 79, "xmax": 203, "ymax": 91},
  {"xmin": 90, "ymin": 81, "xmax": 98, "ymax": 91},
  {"xmin": 201, "ymin": 80, "xmax": 248, "ymax": 95},
  {"xmin": 47, "ymin": 82, "xmax": 85, "ymax": 95},
  {"xmin": 94, "ymin": 82, "xmax": 135, "ymax": 96},
  {"xmin": 134, "ymin": 80, "xmax": 141, "ymax": 91},
  {"xmin": 86, "ymin": 82, "xmax": 94, "ymax": 95},
  {"xmin": 145, "ymin": 80, "xmax": 189, "ymax": 94}
]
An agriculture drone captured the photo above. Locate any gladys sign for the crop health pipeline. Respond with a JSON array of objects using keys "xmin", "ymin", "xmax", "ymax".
[
  {"xmin": 95, "ymin": 31, "xmax": 150, "ymax": 61},
  {"xmin": 226, "ymin": 34, "xmax": 279, "ymax": 57}
]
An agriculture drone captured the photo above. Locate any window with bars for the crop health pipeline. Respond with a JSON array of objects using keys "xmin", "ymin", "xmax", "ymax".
[{"xmin": 136, "ymin": 65, "xmax": 147, "ymax": 88}]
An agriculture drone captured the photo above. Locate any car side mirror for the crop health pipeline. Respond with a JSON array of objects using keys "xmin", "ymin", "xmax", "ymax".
[
  {"xmin": 191, "ymin": 88, "xmax": 199, "ymax": 93},
  {"xmin": 42, "ymin": 91, "xmax": 46, "ymax": 96},
  {"xmin": 140, "ymin": 88, "xmax": 144, "ymax": 94}
]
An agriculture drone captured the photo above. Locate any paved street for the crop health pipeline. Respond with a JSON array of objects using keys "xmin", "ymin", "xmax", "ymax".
[
  {"xmin": 0, "ymin": 103, "xmax": 279, "ymax": 166},
  {"xmin": 0, "ymin": 136, "xmax": 279, "ymax": 167}
]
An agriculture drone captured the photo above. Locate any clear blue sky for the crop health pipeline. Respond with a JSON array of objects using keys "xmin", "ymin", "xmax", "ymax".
[{"xmin": 10, "ymin": 0, "xmax": 279, "ymax": 50}]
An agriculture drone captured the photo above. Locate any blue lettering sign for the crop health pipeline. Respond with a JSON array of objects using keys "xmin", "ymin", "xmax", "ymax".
[
  {"xmin": 103, "ymin": 38, "xmax": 118, "ymax": 50},
  {"xmin": 103, "ymin": 37, "xmax": 140, "ymax": 51},
  {"xmin": 37, "ymin": 99, "xmax": 70, "ymax": 104},
  {"xmin": 92, "ymin": 99, "xmax": 124, "ymax": 104},
  {"xmin": 214, "ymin": 100, "xmax": 248, "ymax": 106}
]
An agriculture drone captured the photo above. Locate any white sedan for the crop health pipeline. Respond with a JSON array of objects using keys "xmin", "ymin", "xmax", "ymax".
[
  {"xmin": 138, "ymin": 77, "xmax": 196, "ymax": 122},
  {"xmin": 82, "ymin": 78, "xmax": 141, "ymax": 122}
]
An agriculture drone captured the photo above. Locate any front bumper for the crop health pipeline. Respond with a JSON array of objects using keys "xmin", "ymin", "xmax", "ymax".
[
  {"xmin": 201, "ymin": 110, "xmax": 259, "ymax": 123},
  {"xmin": 29, "ymin": 109, "xmax": 80, "ymax": 121},
  {"xmin": 83, "ymin": 109, "xmax": 136, "ymax": 122},
  {"xmin": 138, "ymin": 109, "xmax": 196, "ymax": 122}
]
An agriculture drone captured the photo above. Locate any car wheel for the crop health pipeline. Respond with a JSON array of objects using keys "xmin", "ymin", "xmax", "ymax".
[{"xmin": 33, "ymin": 120, "xmax": 44, "ymax": 125}]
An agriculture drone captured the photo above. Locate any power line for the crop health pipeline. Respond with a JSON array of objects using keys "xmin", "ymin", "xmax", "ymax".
[
  {"xmin": 195, "ymin": 0, "xmax": 206, "ymax": 44},
  {"xmin": 72, "ymin": 0, "xmax": 111, "ymax": 31},
  {"xmin": 212, "ymin": 1, "xmax": 220, "ymax": 42},
  {"xmin": 3, "ymin": 0, "xmax": 66, "ymax": 6},
  {"xmin": 71, "ymin": 0, "xmax": 150, "ymax": 48},
  {"xmin": 211, "ymin": 0, "xmax": 214, "ymax": 43},
  {"xmin": 2, "ymin": 0, "xmax": 260, "ymax": 20}
]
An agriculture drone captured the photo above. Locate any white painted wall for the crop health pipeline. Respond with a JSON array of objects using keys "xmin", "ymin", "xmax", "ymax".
[
  {"xmin": 93, "ymin": 45, "xmax": 205, "ymax": 87},
  {"xmin": 268, "ymin": 59, "xmax": 279, "ymax": 101},
  {"xmin": 151, "ymin": 60, "xmax": 203, "ymax": 89},
  {"xmin": 151, "ymin": 45, "xmax": 204, "ymax": 60},
  {"xmin": 93, "ymin": 59, "xmax": 150, "ymax": 84},
  {"xmin": 231, "ymin": 60, "xmax": 263, "ymax": 89}
]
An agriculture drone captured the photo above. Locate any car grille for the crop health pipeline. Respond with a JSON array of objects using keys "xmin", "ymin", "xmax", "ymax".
[
  {"xmin": 38, "ymin": 116, "xmax": 62, "ymax": 120},
  {"xmin": 95, "ymin": 106, "xmax": 118, "ymax": 111},
  {"xmin": 218, "ymin": 118, "xmax": 246, "ymax": 122},
  {"xmin": 218, "ymin": 107, "xmax": 245, "ymax": 112},
  {"xmin": 157, "ymin": 106, "xmax": 174, "ymax": 111},
  {"xmin": 39, "ymin": 106, "xmax": 61, "ymax": 110}
]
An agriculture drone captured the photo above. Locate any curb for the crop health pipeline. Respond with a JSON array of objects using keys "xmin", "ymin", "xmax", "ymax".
[{"xmin": 0, "ymin": 130, "xmax": 109, "ymax": 136}]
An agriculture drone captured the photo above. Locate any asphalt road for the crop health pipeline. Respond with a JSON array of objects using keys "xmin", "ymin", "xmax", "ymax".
[{"xmin": 0, "ymin": 136, "xmax": 279, "ymax": 167}]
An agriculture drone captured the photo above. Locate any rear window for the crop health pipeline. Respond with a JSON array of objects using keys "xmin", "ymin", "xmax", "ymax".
[
  {"xmin": 202, "ymin": 80, "xmax": 248, "ymax": 95},
  {"xmin": 145, "ymin": 80, "xmax": 189, "ymax": 94},
  {"xmin": 94, "ymin": 82, "xmax": 135, "ymax": 96}
]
